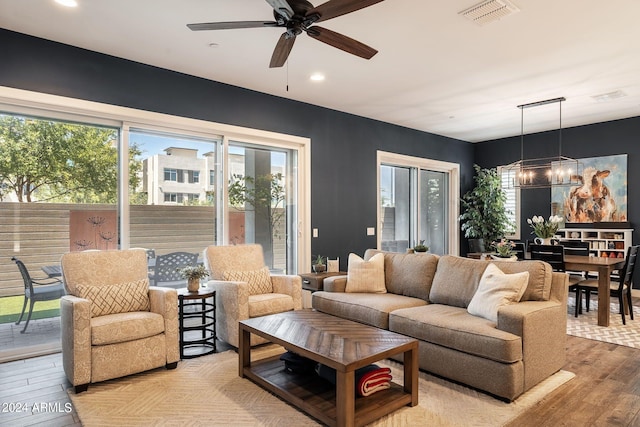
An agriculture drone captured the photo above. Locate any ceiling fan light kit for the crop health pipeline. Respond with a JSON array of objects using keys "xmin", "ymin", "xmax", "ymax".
[{"xmin": 187, "ymin": 0, "xmax": 385, "ymax": 68}]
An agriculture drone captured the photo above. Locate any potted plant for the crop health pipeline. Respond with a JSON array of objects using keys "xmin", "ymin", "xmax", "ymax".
[
  {"xmin": 312, "ymin": 255, "xmax": 326, "ymax": 273},
  {"xmin": 527, "ymin": 215, "xmax": 563, "ymax": 245},
  {"xmin": 459, "ymin": 165, "xmax": 514, "ymax": 252},
  {"xmin": 177, "ymin": 264, "xmax": 209, "ymax": 292},
  {"xmin": 413, "ymin": 240, "xmax": 429, "ymax": 253},
  {"xmin": 490, "ymin": 238, "xmax": 517, "ymax": 261}
]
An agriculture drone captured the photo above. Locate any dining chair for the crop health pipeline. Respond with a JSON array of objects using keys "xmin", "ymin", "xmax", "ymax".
[
  {"xmin": 513, "ymin": 242, "xmax": 526, "ymax": 260},
  {"xmin": 530, "ymin": 244, "xmax": 582, "ymax": 317},
  {"xmin": 577, "ymin": 245, "xmax": 639, "ymax": 325},
  {"xmin": 150, "ymin": 251, "xmax": 199, "ymax": 288},
  {"xmin": 11, "ymin": 257, "xmax": 66, "ymax": 333}
]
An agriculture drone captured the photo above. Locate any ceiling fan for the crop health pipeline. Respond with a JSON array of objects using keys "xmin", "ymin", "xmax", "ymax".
[{"xmin": 187, "ymin": 0, "xmax": 385, "ymax": 68}]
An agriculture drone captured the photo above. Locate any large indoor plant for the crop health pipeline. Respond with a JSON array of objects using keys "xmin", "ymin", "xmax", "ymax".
[{"xmin": 459, "ymin": 164, "xmax": 513, "ymax": 252}]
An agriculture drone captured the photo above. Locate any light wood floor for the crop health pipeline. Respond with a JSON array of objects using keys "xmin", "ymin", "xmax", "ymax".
[{"xmin": 1, "ymin": 336, "xmax": 639, "ymax": 426}]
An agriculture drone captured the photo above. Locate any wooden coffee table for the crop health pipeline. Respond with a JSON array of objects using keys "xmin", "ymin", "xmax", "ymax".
[{"xmin": 239, "ymin": 310, "xmax": 418, "ymax": 427}]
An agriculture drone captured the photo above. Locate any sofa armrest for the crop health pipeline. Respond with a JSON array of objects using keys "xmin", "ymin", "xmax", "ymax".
[
  {"xmin": 60, "ymin": 295, "xmax": 92, "ymax": 387},
  {"xmin": 497, "ymin": 299, "xmax": 566, "ymax": 390},
  {"xmin": 148, "ymin": 286, "xmax": 179, "ymax": 364},
  {"xmin": 323, "ymin": 275, "xmax": 348, "ymax": 292},
  {"xmin": 271, "ymin": 275, "xmax": 303, "ymax": 310}
]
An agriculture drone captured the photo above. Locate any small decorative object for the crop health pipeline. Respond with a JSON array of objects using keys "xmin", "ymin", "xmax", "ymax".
[
  {"xmin": 413, "ymin": 240, "xmax": 429, "ymax": 253},
  {"xmin": 527, "ymin": 215, "xmax": 563, "ymax": 244},
  {"xmin": 312, "ymin": 255, "xmax": 326, "ymax": 273},
  {"xmin": 177, "ymin": 264, "xmax": 209, "ymax": 292},
  {"xmin": 327, "ymin": 257, "xmax": 340, "ymax": 272},
  {"xmin": 490, "ymin": 238, "xmax": 518, "ymax": 261}
]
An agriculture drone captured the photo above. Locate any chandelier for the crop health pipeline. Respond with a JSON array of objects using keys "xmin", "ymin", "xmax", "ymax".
[{"xmin": 504, "ymin": 97, "xmax": 581, "ymax": 189}]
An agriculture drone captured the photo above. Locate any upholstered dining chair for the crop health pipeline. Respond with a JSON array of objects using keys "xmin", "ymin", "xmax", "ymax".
[
  {"xmin": 204, "ymin": 244, "xmax": 302, "ymax": 348},
  {"xmin": 60, "ymin": 249, "xmax": 179, "ymax": 393},
  {"xmin": 577, "ymin": 245, "xmax": 639, "ymax": 325},
  {"xmin": 11, "ymin": 257, "xmax": 66, "ymax": 333}
]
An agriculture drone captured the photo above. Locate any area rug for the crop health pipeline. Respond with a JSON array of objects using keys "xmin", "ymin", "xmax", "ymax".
[
  {"xmin": 69, "ymin": 346, "xmax": 574, "ymax": 426},
  {"xmin": 566, "ymin": 295, "xmax": 640, "ymax": 349}
]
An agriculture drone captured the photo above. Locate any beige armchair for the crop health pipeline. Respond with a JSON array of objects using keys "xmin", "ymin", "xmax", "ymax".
[
  {"xmin": 204, "ymin": 244, "xmax": 302, "ymax": 347},
  {"xmin": 60, "ymin": 249, "xmax": 179, "ymax": 393}
]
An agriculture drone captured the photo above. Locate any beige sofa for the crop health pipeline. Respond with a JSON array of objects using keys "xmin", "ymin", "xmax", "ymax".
[{"xmin": 312, "ymin": 250, "xmax": 568, "ymax": 401}]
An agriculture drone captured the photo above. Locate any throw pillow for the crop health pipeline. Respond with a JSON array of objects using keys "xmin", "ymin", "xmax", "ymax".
[
  {"xmin": 222, "ymin": 266, "xmax": 273, "ymax": 295},
  {"xmin": 345, "ymin": 253, "xmax": 386, "ymax": 293},
  {"xmin": 75, "ymin": 278, "xmax": 150, "ymax": 318},
  {"xmin": 467, "ymin": 263, "xmax": 529, "ymax": 323}
]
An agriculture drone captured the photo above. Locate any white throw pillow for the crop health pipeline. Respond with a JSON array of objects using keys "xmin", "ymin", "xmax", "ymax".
[
  {"xmin": 345, "ymin": 253, "xmax": 386, "ymax": 293},
  {"xmin": 467, "ymin": 263, "xmax": 529, "ymax": 323}
]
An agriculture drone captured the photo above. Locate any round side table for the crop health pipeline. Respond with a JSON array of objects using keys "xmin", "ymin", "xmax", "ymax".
[{"xmin": 177, "ymin": 287, "xmax": 216, "ymax": 359}]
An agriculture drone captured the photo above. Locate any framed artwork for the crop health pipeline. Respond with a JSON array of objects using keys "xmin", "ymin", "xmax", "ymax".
[{"xmin": 551, "ymin": 154, "xmax": 627, "ymax": 223}]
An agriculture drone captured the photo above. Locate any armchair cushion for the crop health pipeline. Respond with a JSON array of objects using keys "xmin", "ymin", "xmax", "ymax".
[
  {"xmin": 75, "ymin": 278, "xmax": 150, "ymax": 317},
  {"xmin": 222, "ymin": 267, "xmax": 273, "ymax": 295},
  {"xmin": 90, "ymin": 311, "xmax": 165, "ymax": 346}
]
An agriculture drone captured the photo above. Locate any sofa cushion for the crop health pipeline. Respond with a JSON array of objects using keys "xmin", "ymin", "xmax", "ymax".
[
  {"xmin": 75, "ymin": 278, "xmax": 150, "ymax": 318},
  {"xmin": 248, "ymin": 293, "xmax": 295, "ymax": 318},
  {"xmin": 467, "ymin": 263, "xmax": 529, "ymax": 322},
  {"xmin": 364, "ymin": 249, "xmax": 438, "ymax": 301},
  {"xmin": 312, "ymin": 291, "xmax": 427, "ymax": 329},
  {"xmin": 491, "ymin": 260, "xmax": 553, "ymax": 301},
  {"xmin": 223, "ymin": 267, "xmax": 273, "ymax": 295},
  {"xmin": 429, "ymin": 256, "xmax": 488, "ymax": 308},
  {"xmin": 389, "ymin": 304, "xmax": 523, "ymax": 363},
  {"xmin": 346, "ymin": 253, "xmax": 386, "ymax": 293},
  {"xmin": 90, "ymin": 311, "xmax": 165, "ymax": 346}
]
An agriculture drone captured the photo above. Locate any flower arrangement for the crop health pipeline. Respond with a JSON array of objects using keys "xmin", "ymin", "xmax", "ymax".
[
  {"xmin": 527, "ymin": 215, "xmax": 563, "ymax": 239},
  {"xmin": 491, "ymin": 238, "xmax": 516, "ymax": 258},
  {"xmin": 177, "ymin": 264, "xmax": 209, "ymax": 280}
]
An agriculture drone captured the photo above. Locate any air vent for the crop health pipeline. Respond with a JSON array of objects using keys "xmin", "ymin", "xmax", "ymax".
[
  {"xmin": 592, "ymin": 90, "xmax": 627, "ymax": 102},
  {"xmin": 459, "ymin": 0, "xmax": 520, "ymax": 25}
]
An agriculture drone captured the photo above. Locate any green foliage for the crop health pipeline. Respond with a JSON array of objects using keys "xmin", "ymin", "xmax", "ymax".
[
  {"xmin": 459, "ymin": 165, "xmax": 513, "ymax": 242},
  {"xmin": 0, "ymin": 115, "xmax": 143, "ymax": 203}
]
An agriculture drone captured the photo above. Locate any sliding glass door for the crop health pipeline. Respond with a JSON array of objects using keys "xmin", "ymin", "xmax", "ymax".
[{"xmin": 378, "ymin": 152, "xmax": 459, "ymax": 255}]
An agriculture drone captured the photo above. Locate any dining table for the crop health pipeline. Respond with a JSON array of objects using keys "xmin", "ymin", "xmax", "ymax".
[{"xmin": 564, "ymin": 254, "xmax": 626, "ymax": 327}]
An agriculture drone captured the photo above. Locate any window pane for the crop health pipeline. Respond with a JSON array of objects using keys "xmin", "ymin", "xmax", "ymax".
[
  {"xmin": 380, "ymin": 165, "xmax": 411, "ymax": 253},
  {"xmin": 227, "ymin": 142, "xmax": 294, "ymax": 273},
  {"xmin": 0, "ymin": 113, "xmax": 118, "ymax": 295},
  {"xmin": 420, "ymin": 169, "xmax": 448, "ymax": 255},
  {"xmin": 130, "ymin": 129, "xmax": 219, "ymax": 256},
  {"xmin": 499, "ymin": 167, "xmax": 519, "ymax": 237}
]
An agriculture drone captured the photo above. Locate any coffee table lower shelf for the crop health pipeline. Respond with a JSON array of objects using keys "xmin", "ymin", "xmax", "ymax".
[{"xmin": 242, "ymin": 354, "xmax": 412, "ymax": 427}]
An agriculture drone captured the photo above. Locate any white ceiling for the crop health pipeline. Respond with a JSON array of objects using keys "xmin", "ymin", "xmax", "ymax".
[{"xmin": 1, "ymin": 0, "xmax": 639, "ymax": 142}]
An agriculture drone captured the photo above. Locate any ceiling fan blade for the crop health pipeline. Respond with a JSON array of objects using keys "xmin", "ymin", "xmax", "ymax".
[
  {"xmin": 309, "ymin": 0, "xmax": 385, "ymax": 23},
  {"xmin": 187, "ymin": 21, "xmax": 280, "ymax": 31},
  {"xmin": 306, "ymin": 26, "xmax": 377, "ymax": 59},
  {"xmin": 270, "ymin": 33, "xmax": 296, "ymax": 68},
  {"xmin": 265, "ymin": 0, "xmax": 295, "ymax": 19}
]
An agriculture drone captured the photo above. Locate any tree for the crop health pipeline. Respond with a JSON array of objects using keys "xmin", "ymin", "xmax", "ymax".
[
  {"xmin": 459, "ymin": 165, "xmax": 513, "ymax": 244},
  {"xmin": 0, "ymin": 115, "xmax": 142, "ymax": 203}
]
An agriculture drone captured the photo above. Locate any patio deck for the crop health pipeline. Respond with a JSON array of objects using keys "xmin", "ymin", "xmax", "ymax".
[{"xmin": 0, "ymin": 316, "xmax": 61, "ymax": 363}]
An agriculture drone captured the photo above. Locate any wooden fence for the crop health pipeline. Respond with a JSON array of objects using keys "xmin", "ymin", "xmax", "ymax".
[{"xmin": 0, "ymin": 203, "xmax": 285, "ymax": 297}]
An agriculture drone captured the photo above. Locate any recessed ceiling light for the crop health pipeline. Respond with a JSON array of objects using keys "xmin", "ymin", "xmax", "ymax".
[
  {"xmin": 591, "ymin": 90, "xmax": 627, "ymax": 102},
  {"xmin": 310, "ymin": 73, "xmax": 325, "ymax": 82},
  {"xmin": 55, "ymin": 0, "xmax": 78, "ymax": 7},
  {"xmin": 208, "ymin": 43, "xmax": 219, "ymax": 48}
]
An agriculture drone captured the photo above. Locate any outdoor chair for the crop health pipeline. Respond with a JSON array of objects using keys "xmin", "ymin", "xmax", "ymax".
[
  {"xmin": 577, "ymin": 245, "xmax": 639, "ymax": 325},
  {"xmin": 204, "ymin": 244, "xmax": 302, "ymax": 348},
  {"xmin": 149, "ymin": 251, "xmax": 199, "ymax": 289},
  {"xmin": 60, "ymin": 249, "xmax": 179, "ymax": 393},
  {"xmin": 11, "ymin": 257, "xmax": 66, "ymax": 333}
]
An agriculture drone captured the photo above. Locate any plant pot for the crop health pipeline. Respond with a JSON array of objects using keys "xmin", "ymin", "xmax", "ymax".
[
  {"xmin": 312, "ymin": 264, "xmax": 326, "ymax": 273},
  {"xmin": 534, "ymin": 237, "xmax": 553, "ymax": 245},
  {"xmin": 491, "ymin": 254, "xmax": 518, "ymax": 262},
  {"xmin": 468, "ymin": 238, "xmax": 486, "ymax": 253},
  {"xmin": 187, "ymin": 277, "xmax": 200, "ymax": 292}
]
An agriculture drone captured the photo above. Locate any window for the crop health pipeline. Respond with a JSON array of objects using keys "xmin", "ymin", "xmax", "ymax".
[
  {"xmin": 164, "ymin": 168, "xmax": 177, "ymax": 181},
  {"xmin": 192, "ymin": 171, "xmax": 200, "ymax": 183},
  {"xmin": 164, "ymin": 192, "xmax": 177, "ymax": 202},
  {"xmin": 498, "ymin": 166, "xmax": 520, "ymax": 239},
  {"xmin": 209, "ymin": 170, "xmax": 215, "ymax": 185},
  {"xmin": 377, "ymin": 152, "xmax": 459, "ymax": 255}
]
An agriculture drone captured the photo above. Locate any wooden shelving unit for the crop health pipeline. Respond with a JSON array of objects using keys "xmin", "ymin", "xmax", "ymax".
[{"xmin": 556, "ymin": 228, "xmax": 633, "ymax": 258}]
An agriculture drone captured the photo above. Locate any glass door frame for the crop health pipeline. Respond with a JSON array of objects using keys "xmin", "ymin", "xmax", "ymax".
[{"xmin": 377, "ymin": 151, "xmax": 460, "ymax": 255}]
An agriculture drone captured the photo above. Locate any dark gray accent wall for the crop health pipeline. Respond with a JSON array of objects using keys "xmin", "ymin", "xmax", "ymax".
[
  {"xmin": 0, "ymin": 29, "xmax": 474, "ymax": 269},
  {"xmin": 475, "ymin": 116, "xmax": 640, "ymax": 246}
]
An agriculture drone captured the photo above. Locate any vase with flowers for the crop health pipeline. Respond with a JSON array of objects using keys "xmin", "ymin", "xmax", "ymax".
[
  {"xmin": 490, "ymin": 238, "xmax": 518, "ymax": 261},
  {"xmin": 527, "ymin": 215, "xmax": 563, "ymax": 245}
]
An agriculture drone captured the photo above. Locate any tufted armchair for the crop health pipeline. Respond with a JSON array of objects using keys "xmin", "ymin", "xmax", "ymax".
[
  {"xmin": 204, "ymin": 244, "xmax": 302, "ymax": 347},
  {"xmin": 60, "ymin": 249, "xmax": 179, "ymax": 393}
]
